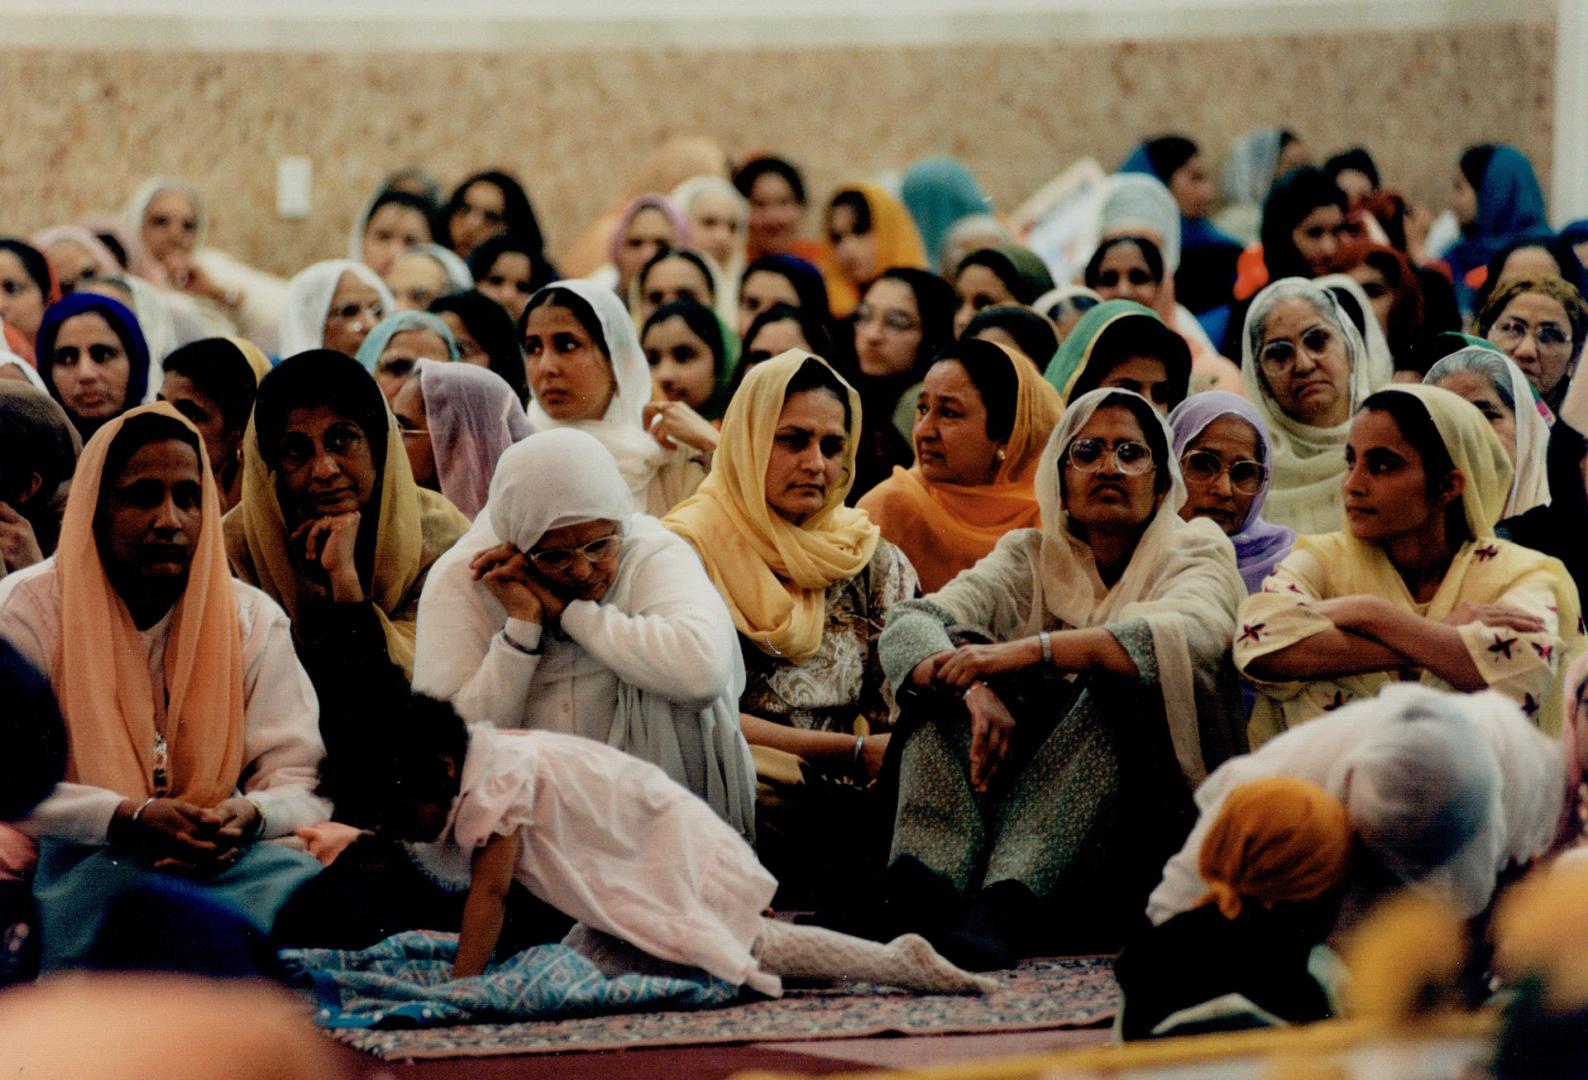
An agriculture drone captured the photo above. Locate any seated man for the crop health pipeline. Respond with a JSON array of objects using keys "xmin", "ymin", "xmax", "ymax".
[{"xmin": 0, "ymin": 404, "xmax": 330, "ymax": 970}]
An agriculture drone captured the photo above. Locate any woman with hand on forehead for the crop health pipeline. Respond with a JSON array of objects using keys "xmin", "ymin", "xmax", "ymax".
[{"xmin": 413, "ymin": 428, "xmax": 756, "ymax": 836}]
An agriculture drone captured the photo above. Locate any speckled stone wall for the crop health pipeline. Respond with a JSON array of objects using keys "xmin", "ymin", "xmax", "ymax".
[{"xmin": 0, "ymin": 21, "xmax": 1554, "ymax": 277}]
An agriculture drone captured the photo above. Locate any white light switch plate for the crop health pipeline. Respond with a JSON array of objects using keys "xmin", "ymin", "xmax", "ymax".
[{"xmin": 277, "ymin": 157, "xmax": 312, "ymax": 220}]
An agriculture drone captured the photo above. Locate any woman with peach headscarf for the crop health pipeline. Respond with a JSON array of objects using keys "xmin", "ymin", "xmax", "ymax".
[
  {"xmin": 859, "ymin": 338, "xmax": 1063, "ymax": 592},
  {"xmin": 0, "ymin": 403, "xmax": 329, "ymax": 969},
  {"xmin": 821, "ymin": 182, "xmax": 928, "ymax": 319}
]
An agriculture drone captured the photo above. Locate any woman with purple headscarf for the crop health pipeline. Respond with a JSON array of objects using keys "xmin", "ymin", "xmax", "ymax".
[{"xmin": 1168, "ymin": 391, "xmax": 1294, "ymax": 593}]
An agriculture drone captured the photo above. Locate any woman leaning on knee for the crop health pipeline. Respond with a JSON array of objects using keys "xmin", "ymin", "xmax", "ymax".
[{"xmin": 876, "ymin": 387, "xmax": 1246, "ymax": 968}]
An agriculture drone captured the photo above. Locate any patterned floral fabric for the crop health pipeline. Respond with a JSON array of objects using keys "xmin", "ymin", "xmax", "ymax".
[{"xmin": 739, "ymin": 540, "xmax": 918, "ymax": 737}]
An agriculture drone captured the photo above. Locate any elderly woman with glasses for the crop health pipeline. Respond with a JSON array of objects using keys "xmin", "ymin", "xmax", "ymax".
[
  {"xmin": 871, "ymin": 387, "xmax": 1244, "ymax": 971},
  {"xmin": 1476, "ymin": 275, "xmax": 1588, "ymax": 417}
]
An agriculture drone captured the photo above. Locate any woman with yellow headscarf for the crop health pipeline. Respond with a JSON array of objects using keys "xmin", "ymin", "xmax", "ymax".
[
  {"xmin": 663, "ymin": 349, "xmax": 919, "ymax": 905},
  {"xmin": 223, "ymin": 350, "xmax": 469, "ymax": 824},
  {"xmin": 820, "ymin": 182, "xmax": 928, "ymax": 319},
  {"xmin": 858, "ymin": 338, "xmax": 1064, "ymax": 592},
  {"xmin": 0, "ymin": 403, "xmax": 329, "ymax": 969},
  {"xmin": 1237, "ymin": 384, "xmax": 1584, "ymax": 747}
]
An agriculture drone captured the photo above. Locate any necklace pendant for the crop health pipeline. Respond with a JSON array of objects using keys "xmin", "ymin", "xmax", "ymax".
[{"xmin": 152, "ymin": 733, "xmax": 170, "ymax": 796}]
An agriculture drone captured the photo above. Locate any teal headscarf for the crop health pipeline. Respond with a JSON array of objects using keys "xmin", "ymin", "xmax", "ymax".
[
  {"xmin": 900, "ymin": 157, "xmax": 993, "ymax": 266},
  {"xmin": 1043, "ymin": 298, "xmax": 1167, "ymax": 402},
  {"xmin": 353, "ymin": 311, "xmax": 459, "ymax": 373}
]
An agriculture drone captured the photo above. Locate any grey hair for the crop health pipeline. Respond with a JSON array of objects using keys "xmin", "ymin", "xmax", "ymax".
[
  {"xmin": 1244, "ymin": 277, "xmax": 1363, "ymax": 373},
  {"xmin": 1424, "ymin": 346, "xmax": 1518, "ymax": 416}
]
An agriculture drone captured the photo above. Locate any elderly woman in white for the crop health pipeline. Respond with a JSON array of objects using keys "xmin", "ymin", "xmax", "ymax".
[{"xmin": 413, "ymin": 428, "xmax": 756, "ymax": 839}]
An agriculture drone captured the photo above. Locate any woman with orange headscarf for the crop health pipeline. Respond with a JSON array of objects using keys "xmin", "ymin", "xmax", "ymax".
[
  {"xmin": 821, "ymin": 182, "xmax": 928, "ymax": 319},
  {"xmin": 1115, "ymin": 777, "xmax": 1351, "ymax": 1038},
  {"xmin": 859, "ymin": 338, "xmax": 1063, "ymax": 592},
  {"xmin": 0, "ymin": 403, "xmax": 329, "ymax": 970}
]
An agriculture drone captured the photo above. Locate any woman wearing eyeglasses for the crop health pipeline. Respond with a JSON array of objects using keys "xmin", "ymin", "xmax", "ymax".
[
  {"xmin": 1168, "ymin": 391, "xmax": 1294, "ymax": 593},
  {"xmin": 1238, "ymin": 278, "xmax": 1384, "ymax": 535},
  {"xmin": 414, "ymin": 427, "xmax": 756, "ymax": 837},
  {"xmin": 1235, "ymin": 385, "xmax": 1582, "ymax": 750},
  {"xmin": 277, "ymin": 260, "xmax": 395, "ymax": 359},
  {"xmin": 874, "ymin": 387, "xmax": 1244, "ymax": 969},
  {"xmin": 1475, "ymin": 275, "xmax": 1588, "ymax": 417}
]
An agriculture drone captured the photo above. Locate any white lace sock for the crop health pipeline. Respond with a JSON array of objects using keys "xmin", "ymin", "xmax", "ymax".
[{"xmin": 752, "ymin": 917, "xmax": 999, "ymax": 995}]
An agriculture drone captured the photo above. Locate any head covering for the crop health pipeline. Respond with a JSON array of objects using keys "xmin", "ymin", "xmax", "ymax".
[
  {"xmin": 230, "ymin": 351, "xmax": 469, "ymax": 677},
  {"xmin": 521, "ymin": 280, "xmax": 672, "ymax": 508},
  {"xmin": 1097, "ymin": 173, "xmax": 1181, "ymax": 272},
  {"xmin": 413, "ymin": 358, "xmax": 533, "ymax": 521},
  {"xmin": 1372, "ymin": 384, "xmax": 1515, "ymax": 539},
  {"xmin": 1031, "ymin": 387, "xmax": 1245, "ymax": 783},
  {"xmin": 1169, "ymin": 390, "xmax": 1296, "ymax": 592},
  {"xmin": 35, "ymin": 293, "xmax": 152, "ymax": 439},
  {"xmin": 954, "ymin": 245, "xmax": 1056, "ymax": 305},
  {"xmin": 30, "ymin": 226, "xmax": 121, "ymax": 283},
  {"xmin": 1350, "ymin": 242, "xmax": 1427, "ymax": 358},
  {"xmin": 939, "ymin": 213, "xmax": 1015, "ymax": 277},
  {"xmin": 427, "ymin": 289, "xmax": 528, "ymax": 404},
  {"xmin": 485, "ymin": 428, "xmax": 632, "ymax": 551},
  {"xmin": 0, "ymin": 348, "xmax": 48, "ymax": 392},
  {"xmin": 353, "ymin": 310, "xmax": 459, "ymax": 374},
  {"xmin": 278, "ymin": 260, "xmax": 395, "ymax": 357},
  {"xmin": 899, "ymin": 157, "xmax": 994, "ymax": 267},
  {"xmin": 663, "ymin": 350, "xmax": 879, "ymax": 664},
  {"xmin": 120, "ymin": 177, "xmax": 206, "ymax": 286},
  {"xmin": 822, "ymin": 182, "xmax": 928, "ymax": 318},
  {"xmin": 1425, "ymin": 347, "xmax": 1550, "ymax": 519},
  {"xmin": 856, "ymin": 341, "xmax": 1063, "ymax": 592},
  {"xmin": 1221, "ymin": 128, "xmax": 1287, "ymax": 209},
  {"xmin": 0, "ymin": 380, "xmax": 81, "ymax": 557},
  {"xmin": 1330, "ymin": 686, "xmax": 1500, "ymax": 902},
  {"xmin": 1462, "ymin": 145, "xmax": 1548, "ymax": 250},
  {"xmin": 1043, "ymin": 298, "xmax": 1191, "ymax": 406},
  {"xmin": 670, "ymin": 174, "xmax": 749, "ymax": 313},
  {"xmin": 406, "ymin": 243, "xmax": 474, "ymax": 293},
  {"xmin": 1032, "ymin": 284, "xmax": 1104, "ymax": 325},
  {"xmin": 740, "ymin": 254, "xmax": 832, "ymax": 331},
  {"xmin": 97, "ymin": 275, "xmax": 178, "ymax": 376},
  {"xmin": 962, "ymin": 305, "xmax": 1058, "ymax": 370},
  {"xmin": 1238, "ymin": 278, "xmax": 1375, "ymax": 534},
  {"xmin": 608, "ymin": 195, "xmax": 692, "ymax": 264},
  {"xmin": 49, "ymin": 402, "xmax": 245, "ymax": 805},
  {"xmin": 1314, "ymin": 272, "xmax": 1395, "ymax": 391},
  {"xmin": 1196, "ymin": 777, "xmax": 1352, "ymax": 920}
]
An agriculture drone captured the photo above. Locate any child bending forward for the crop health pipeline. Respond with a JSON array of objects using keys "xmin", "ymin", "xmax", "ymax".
[{"xmin": 377, "ymin": 696, "xmax": 994, "ymax": 995}]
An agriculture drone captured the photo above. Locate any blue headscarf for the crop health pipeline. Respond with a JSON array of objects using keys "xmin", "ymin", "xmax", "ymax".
[
  {"xmin": 1444, "ymin": 145, "xmax": 1548, "ymax": 307},
  {"xmin": 1119, "ymin": 139, "xmax": 1241, "ymax": 257},
  {"xmin": 34, "ymin": 293, "xmax": 151, "ymax": 437},
  {"xmin": 899, "ymin": 157, "xmax": 993, "ymax": 267},
  {"xmin": 353, "ymin": 311, "xmax": 459, "ymax": 373}
]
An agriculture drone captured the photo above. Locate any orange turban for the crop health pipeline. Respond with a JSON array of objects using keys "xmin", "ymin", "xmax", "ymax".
[{"xmin": 1197, "ymin": 777, "xmax": 1352, "ymax": 920}]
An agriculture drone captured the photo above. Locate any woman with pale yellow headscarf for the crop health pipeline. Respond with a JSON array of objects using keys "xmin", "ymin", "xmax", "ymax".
[
  {"xmin": 1237, "ymin": 384, "xmax": 1584, "ymax": 747},
  {"xmin": 664, "ymin": 349, "xmax": 919, "ymax": 905},
  {"xmin": 223, "ymin": 350, "xmax": 468, "ymax": 824},
  {"xmin": 0, "ymin": 403, "xmax": 329, "ymax": 969},
  {"xmin": 859, "ymin": 338, "xmax": 1064, "ymax": 592},
  {"xmin": 821, "ymin": 182, "xmax": 928, "ymax": 319}
]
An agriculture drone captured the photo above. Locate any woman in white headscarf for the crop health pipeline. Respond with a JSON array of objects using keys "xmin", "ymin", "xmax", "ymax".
[
  {"xmin": 122, "ymin": 176, "xmax": 288, "ymax": 353},
  {"xmin": 1240, "ymin": 277, "xmax": 1383, "ymax": 534},
  {"xmin": 1148, "ymin": 683, "xmax": 1564, "ymax": 927},
  {"xmin": 519, "ymin": 279, "xmax": 708, "ymax": 514},
  {"xmin": 671, "ymin": 176, "xmax": 748, "ymax": 327},
  {"xmin": 875, "ymin": 387, "xmax": 1245, "ymax": 967},
  {"xmin": 278, "ymin": 260, "xmax": 396, "ymax": 359},
  {"xmin": 1095, "ymin": 174, "xmax": 1242, "ymax": 393},
  {"xmin": 1314, "ymin": 273, "xmax": 1395, "ymax": 390},
  {"xmin": 1425, "ymin": 346, "xmax": 1551, "ymax": 520},
  {"xmin": 412, "ymin": 428, "xmax": 756, "ymax": 838},
  {"xmin": 393, "ymin": 359, "xmax": 533, "ymax": 521}
]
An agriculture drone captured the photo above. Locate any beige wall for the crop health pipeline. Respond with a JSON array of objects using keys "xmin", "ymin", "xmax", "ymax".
[{"xmin": 0, "ymin": 20, "xmax": 1554, "ymax": 278}]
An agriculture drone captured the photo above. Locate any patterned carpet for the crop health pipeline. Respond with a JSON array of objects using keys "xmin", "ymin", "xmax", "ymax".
[{"xmin": 336, "ymin": 956, "xmax": 1119, "ymax": 1061}]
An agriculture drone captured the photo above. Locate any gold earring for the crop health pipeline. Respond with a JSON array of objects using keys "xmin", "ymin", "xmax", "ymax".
[{"xmin": 995, "ymin": 447, "xmax": 1007, "ymax": 461}]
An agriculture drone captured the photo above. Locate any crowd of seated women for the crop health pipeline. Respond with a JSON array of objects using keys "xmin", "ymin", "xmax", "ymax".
[{"xmin": 3, "ymin": 132, "xmax": 1588, "ymax": 1037}]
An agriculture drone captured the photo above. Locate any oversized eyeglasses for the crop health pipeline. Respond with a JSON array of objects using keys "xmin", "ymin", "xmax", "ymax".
[
  {"xmin": 1064, "ymin": 438, "xmax": 1155, "ymax": 475},
  {"xmin": 527, "ymin": 535, "xmax": 622, "ymax": 573},
  {"xmin": 1179, "ymin": 450, "xmax": 1267, "ymax": 495}
]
